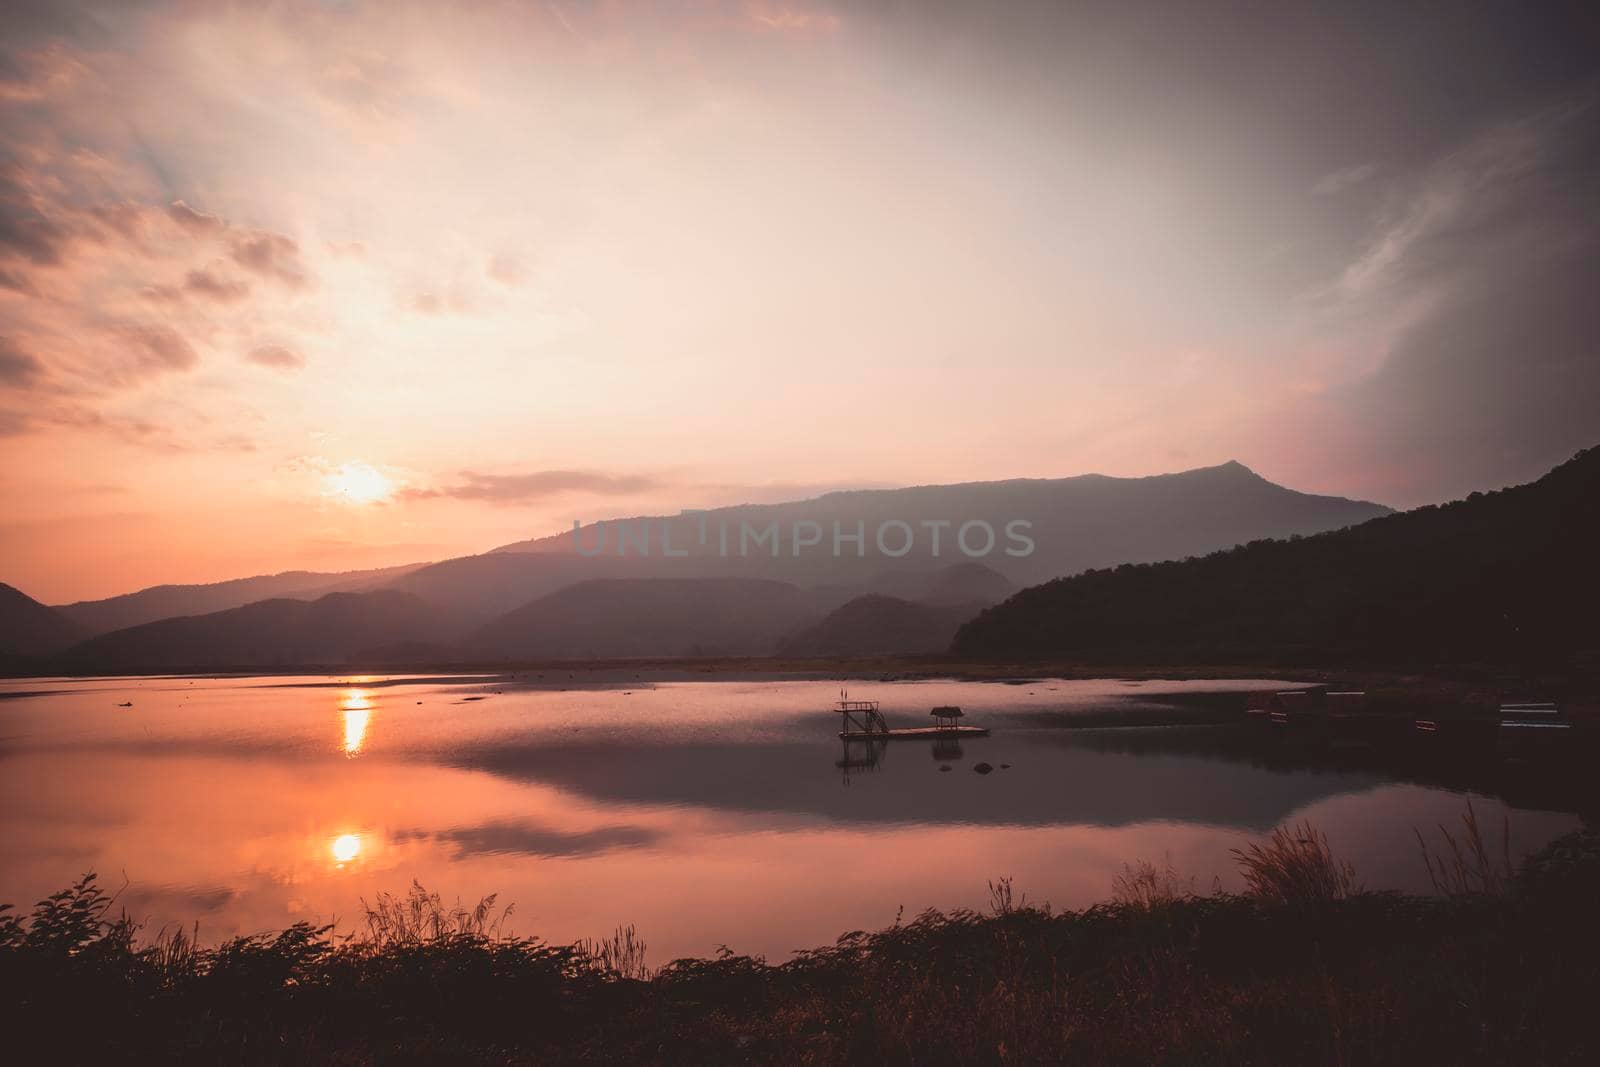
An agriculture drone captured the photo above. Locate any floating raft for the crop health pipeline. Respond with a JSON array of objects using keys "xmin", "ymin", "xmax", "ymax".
[{"xmin": 840, "ymin": 725, "xmax": 990, "ymax": 740}]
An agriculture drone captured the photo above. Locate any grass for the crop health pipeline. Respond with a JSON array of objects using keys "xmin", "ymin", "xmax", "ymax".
[
  {"xmin": 4, "ymin": 822, "xmax": 1600, "ymax": 1064},
  {"xmin": 1415, "ymin": 798, "xmax": 1515, "ymax": 897},
  {"xmin": 1230, "ymin": 820, "xmax": 1359, "ymax": 905}
]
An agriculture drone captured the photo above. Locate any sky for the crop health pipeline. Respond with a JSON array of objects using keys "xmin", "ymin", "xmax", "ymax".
[{"xmin": 1, "ymin": 0, "xmax": 1597, "ymax": 603}]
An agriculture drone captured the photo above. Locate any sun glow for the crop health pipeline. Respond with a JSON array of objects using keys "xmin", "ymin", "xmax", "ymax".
[
  {"xmin": 340, "ymin": 689, "xmax": 373, "ymax": 755},
  {"xmin": 331, "ymin": 833, "xmax": 363, "ymax": 864},
  {"xmin": 322, "ymin": 462, "xmax": 394, "ymax": 505},
  {"xmin": 343, "ymin": 709, "xmax": 371, "ymax": 755}
]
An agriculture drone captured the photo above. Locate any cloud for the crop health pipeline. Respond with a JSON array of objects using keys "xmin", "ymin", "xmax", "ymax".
[
  {"xmin": 229, "ymin": 230, "xmax": 309, "ymax": 288},
  {"xmin": 1332, "ymin": 106, "xmax": 1567, "ymax": 302},
  {"xmin": 114, "ymin": 324, "xmax": 199, "ymax": 381},
  {"xmin": 744, "ymin": 2, "xmax": 842, "ymax": 34},
  {"xmin": 1312, "ymin": 162, "xmax": 1377, "ymax": 196},
  {"xmin": 117, "ymin": 882, "xmax": 236, "ymax": 916},
  {"xmin": 1276, "ymin": 94, "xmax": 1600, "ymax": 504},
  {"xmin": 0, "ymin": 408, "xmax": 29, "ymax": 435},
  {"xmin": 404, "ymin": 469, "xmax": 662, "ymax": 503},
  {"xmin": 0, "ymin": 160, "xmax": 68, "ymax": 265},
  {"xmin": 405, "ymin": 289, "xmax": 472, "ymax": 314},
  {"xmin": 183, "ymin": 267, "xmax": 250, "ymax": 302},
  {"xmin": 486, "ymin": 252, "xmax": 524, "ymax": 285},
  {"xmin": 167, "ymin": 199, "xmax": 224, "ymax": 234},
  {"xmin": 245, "ymin": 343, "xmax": 304, "ymax": 371},
  {"xmin": 395, "ymin": 819, "xmax": 659, "ymax": 859},
  {"xmin": 0, "ymin": 339, "xmax": 44, "ymax": 386}
]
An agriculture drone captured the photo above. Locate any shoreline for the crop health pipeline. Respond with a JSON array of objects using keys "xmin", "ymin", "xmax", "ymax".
[{"xmin": 6, "ymin": 656, "xmax": 1595, "ymax": 708}]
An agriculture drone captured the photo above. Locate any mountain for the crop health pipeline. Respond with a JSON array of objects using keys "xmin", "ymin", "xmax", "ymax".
[
  {"xmin": 59, "ymin": 590, "xmax": 471, "ymax": 672},
  {"xmin": 466, "ymin": 577, "xmax": 818, "ymax": 660},
  {"xmin": 778, "ymin": 595, "xmax": 979, "ymax": 658},
  {"xmin": 55, "ymin": 562, "xmax": 428, "ymax": 635},
  {"xmin": 851, "ymin": 561, "xmax": 1015, "ymax": 606},
  {"xmin": 952, "ymin": 447, "xmax": 1600, "ymax": 665},
  {"xmin": 383, "ymin": 463, "xmax": 1389, "ymax": 617},
  {"xmin": 0, "ymin": 582, "xmax": 88, "ymax": 656}
]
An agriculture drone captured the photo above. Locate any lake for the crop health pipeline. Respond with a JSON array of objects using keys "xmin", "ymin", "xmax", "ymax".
[{"xmin": 0, "ymin": 673, "xmax": 1581, "ymax": 963}]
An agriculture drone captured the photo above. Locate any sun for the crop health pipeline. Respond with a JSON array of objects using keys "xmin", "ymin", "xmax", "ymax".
[{"xmin": 323, "ymin": 462, "xmax": 394, "ymax": 505}]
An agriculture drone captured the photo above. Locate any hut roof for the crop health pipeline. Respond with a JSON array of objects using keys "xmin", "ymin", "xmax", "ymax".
[{"xmin": 930, "ymin": 705, "xmax": 964, "ymax": 717}]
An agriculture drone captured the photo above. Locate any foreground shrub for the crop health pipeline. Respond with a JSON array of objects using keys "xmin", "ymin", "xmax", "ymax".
[
  {"xmin": 2, "ymin": 829, "xmax": 1598, "ymax": 1064},
  {"xmin": 1231, "ymin": 820, "xmax": 1359, "ymax": 904}
]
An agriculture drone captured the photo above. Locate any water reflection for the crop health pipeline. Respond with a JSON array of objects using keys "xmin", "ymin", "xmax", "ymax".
[
  {"xmin": 331, "ymin": 833, "xmax": 362, "ymax": 864},
  {"xmin": 340, "ymin": 689, "xmax": 373, "ymax": 756},
  {"xmin": 2, "ymin": 675, "xmax": 1591, "ymax": 964},
  {"xmin": 836, "ymin": 737, "xmax": 887, "ymax": 781}
]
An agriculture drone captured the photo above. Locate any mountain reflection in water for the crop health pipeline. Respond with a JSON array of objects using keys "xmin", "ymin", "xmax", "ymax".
[{"xmin": 0, "ymin": 675, "xmax": 1582, "ymax": 961}]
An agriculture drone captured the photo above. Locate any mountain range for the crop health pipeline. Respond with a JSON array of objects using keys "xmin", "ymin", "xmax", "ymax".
[
  {"xmin": 0, "ymin": 582, "xmax": 87, "ymax": 657},
  {"xmin": 54, "ymin": 563, "xmax": 427, "ymax": 635},
  {"xmin": 953, "ymin": 446, "xmax": 1600, "ymax": 665},
  {"xmin": 58, "ymin": 590, "xmax": 473, "ymax": 672},
  {"xmin": 2, "ymin": 460, "xmax": 1399, "ymax": 671}
]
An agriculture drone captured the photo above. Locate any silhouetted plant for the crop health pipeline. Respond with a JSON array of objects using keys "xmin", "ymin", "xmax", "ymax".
[
  {"xmin": 1231, "ymin": 821, "xmax": 1358, "ymax": 904},
  {"xmin": 1112, "ymin": 855, "xmax": 1198, "ymax": 907},
  {"xmin": 1416, "ymin": 799, "xmax": 1513, "ymax": 896},
  {"xmin": 5, "ymin": 832, "xmax": 1600, "ymax": 1064},
  {"xmin": 578, "ymin": 923, "xmax": 651, "ymax": 980},
  {"xmin": 359, "ymin": 880, "xmax": 513, "ymax": 948}
]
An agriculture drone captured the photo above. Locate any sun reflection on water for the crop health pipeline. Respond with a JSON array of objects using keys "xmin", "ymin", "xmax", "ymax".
[
  {"xmin": 331, "ymin": 833, "xmax": 362, "ymax": 864},
  {"xmin": 340, "ymin": 689, "xmax": 373, "ymax": 755}
]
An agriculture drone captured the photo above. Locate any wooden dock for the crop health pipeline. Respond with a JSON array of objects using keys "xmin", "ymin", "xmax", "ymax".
[{"xmin": 840, "ymin": 725, "xmax": 990, "ymax": 740}]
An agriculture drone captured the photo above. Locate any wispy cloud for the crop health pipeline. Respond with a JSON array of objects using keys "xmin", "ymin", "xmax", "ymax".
[
  {"xmin": 245, "ymin": 344, "xmax": 305, "ymax": 371},
  {"xmin": 396, "ymin": 819, "xmax": 660, "ymax": 859},
  {"xmin": 1333, "ymin": 103, "xmax": 1580, "ymax": 302},
  {"xmin": 404, "ymin": 469, "xmax": 662, "ymax": 504},
  {"xmin": 1311, "ymin": 162, "xmax": 1377, "ymax": 196}
]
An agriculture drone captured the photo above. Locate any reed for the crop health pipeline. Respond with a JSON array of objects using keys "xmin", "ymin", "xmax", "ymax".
[
  {"xmin": 4, "ymin": 828, "xmax": 1599, "ymax": 1064},
  {"xmin": 577, "ymin": 923, "xmax": 652, "ymax": 980},
  {"xmin": 1415, "ymin": 798, "xmax": 1514, "ymax": 896},
  {"xmin": 1111, "ymin": 855, "xmax": 1198, "ymax": 907},
  {"xmin": 358, "ymin": 880, "xmax": 514, "ymax": 949},
  {"xmin": 1230, "ymin": 820, "xmax": 1358, "ymax": 904}
]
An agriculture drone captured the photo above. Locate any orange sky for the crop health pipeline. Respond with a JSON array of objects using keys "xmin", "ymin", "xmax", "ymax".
[{"xmin": 3, "ymin": 2, "xmax": 1597, "ymax": 603}]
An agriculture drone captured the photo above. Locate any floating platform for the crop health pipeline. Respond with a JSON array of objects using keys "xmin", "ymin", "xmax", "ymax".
[{"xmin": 840, "ymin": 726, "xmax": 990, "ymax": 740}]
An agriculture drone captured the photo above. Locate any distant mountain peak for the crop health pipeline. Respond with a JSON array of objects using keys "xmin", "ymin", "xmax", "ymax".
[
  {"xmin": 1193, "ymin": 459, "xmax": 1262, "ymax": 480},
  {"xmin": 0, "ymin": 581, "xmax": 88, "ymax": 657}
]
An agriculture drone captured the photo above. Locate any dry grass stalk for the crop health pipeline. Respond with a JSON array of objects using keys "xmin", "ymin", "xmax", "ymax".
[{"xmin": 1231, "ymin": 821, "xmax": 1357, "ymax": 904}]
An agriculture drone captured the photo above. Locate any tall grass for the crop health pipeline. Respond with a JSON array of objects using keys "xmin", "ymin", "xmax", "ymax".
[
  {"xmin": 577, "ymin": 923, "xmax": 651, "ymax": 980},
  {"xmin": 359, "ymin": 880, "xmax": 514, "ymax": 949},
  {"xmin": 5, "ymin": 826, "xmax": 1600, "ymax": 1064},
  {"xmin": 1111, "ymin": 855, "xmax": 1198, "ymax": 907},
  {"xmin": 1230, "ymin": 820, "xmax": 1358, "ymax": 904}
]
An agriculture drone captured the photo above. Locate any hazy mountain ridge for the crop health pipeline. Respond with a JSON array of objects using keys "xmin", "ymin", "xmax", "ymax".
[
  {"xmin": 12, "ymin": 462, "xmax": 1401, "ymax": 672},
  {"xmin": 466, "ymin": 577, "xmax": 819, "ymax": 660},
  {"xmin": 57, "ymin": 590, "xmax": 472, "ymax": 671},
  {"xmin": 778, "ymin": 594, "xmax": 980, "ymax": 658},
  {"xmin": 387, "ymin": 462, "xmax": 1390, "ymax": 617},
  {"xmin": 55, "ymin": 562, "xmax": 430, "ymax": 636},
  {"xmin": 0, "ymin": 582, "xmax": 88, "ymax": 657},
  {"xmin": 952, "ymin": 447, "xmax": 1600, "ymax": 665}
]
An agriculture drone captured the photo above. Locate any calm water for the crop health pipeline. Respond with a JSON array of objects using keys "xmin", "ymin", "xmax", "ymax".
[{"xmin": 0, "ymin": 674, "xmax": 1581, "ymax": 962}]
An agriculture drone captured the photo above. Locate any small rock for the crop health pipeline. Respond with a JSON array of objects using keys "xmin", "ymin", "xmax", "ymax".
[
  {"xmin": 973, "ymin": 762, "xmax": 994, "ymax": 774},
  {"xmin": 939, "ymin": 764, "xmax": 952, "ymax": 772},
  {"xmin": 1000, "ymin": 763, "xmax": 1012, "ymax": 770}
]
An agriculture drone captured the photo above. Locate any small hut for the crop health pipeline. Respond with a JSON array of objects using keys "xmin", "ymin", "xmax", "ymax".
[{"xmin": 930, "ymin": 705, "xmax": 964, "ymax": 730}]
